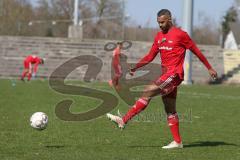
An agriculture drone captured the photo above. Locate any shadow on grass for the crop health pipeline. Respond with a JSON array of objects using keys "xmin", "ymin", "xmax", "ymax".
[
  {"xmin": 128, "ymin": 141, "xmax": 239, "ymax": 148},
  {"xmin": 184, "ymin": 141, "xmax": 239, "ymax": 148}
]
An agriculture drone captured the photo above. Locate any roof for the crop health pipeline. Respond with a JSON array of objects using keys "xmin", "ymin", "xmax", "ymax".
[{"xmin": 229, "ymin": 22, "xmax": 240, "ymax": 44}]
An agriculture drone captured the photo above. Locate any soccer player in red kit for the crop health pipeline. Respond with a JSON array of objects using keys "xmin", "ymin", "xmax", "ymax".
[
  {"xmin": 21, "ymin": 55, "xmax": 44, "ymax": 81},
  {"xmin": 106, "ymin": 9, "xmax": 218, "ymax": 149},
  {"xmin": 109, "ymin": 42, "xmax": 123, "ymax": 90}
]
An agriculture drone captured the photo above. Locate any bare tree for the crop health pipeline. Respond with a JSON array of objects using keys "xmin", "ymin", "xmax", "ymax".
[
  {"xmin": 193, "ymin": 11, "xmax": 220, "ymax": 45},
  {"xmin": 31, "ymin": 0, "xmax": 124, "ymax": 39},
  {"xmin": 0, "ymin": 0, "xmax": 124, "ymax": 39},
  {"xmin": 30, "ymin": 0, "xmax": 74, "ymax": 37},
  {"xmin": 0, "ymin": 0, "xmax": 34, "ymax": 36},
  {"xmin": 81, "ymin": 0, "xmax": 124, "ymax": 39},
  {"xmin": 234, "ymin": 0, "xmax": 240, "ymax": 20},
  {"xmin": 221, "ymin": 6, "xmax": 238, "ymax": 46}
]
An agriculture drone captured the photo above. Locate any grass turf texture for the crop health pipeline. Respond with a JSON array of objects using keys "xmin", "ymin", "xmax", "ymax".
[{"xmin": 0, "ymin": 79, "xmax": 240, "ymax": 160}]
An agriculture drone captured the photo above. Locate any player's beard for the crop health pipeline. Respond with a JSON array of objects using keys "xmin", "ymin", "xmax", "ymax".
[
  {"xmin": 161, "ymin": 23, "xmax": 171, "ymax": 33},
  {"xmin": 161, "ymin": 26, "xmax": 168, "ymax": 33}
]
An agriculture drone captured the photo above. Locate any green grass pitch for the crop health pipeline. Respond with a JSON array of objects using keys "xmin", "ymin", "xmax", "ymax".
[{"xmin": 0, "ymin": 79, "xmax": 240, "ymax": 160}]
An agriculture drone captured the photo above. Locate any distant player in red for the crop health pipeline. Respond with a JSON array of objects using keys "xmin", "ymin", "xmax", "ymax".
[
  {"xmin": 107, "ymin": 9, "xmax": 218, "ymax": 149},
  {"xmin": 109, "ymin": 42, "xmax": 123, "ymax": 90},
  {"xmin": 21, "ymin": 55, "xmax": 44, "ymax": 81}
]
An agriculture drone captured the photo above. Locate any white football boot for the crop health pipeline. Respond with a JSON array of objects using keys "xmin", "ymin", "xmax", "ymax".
[
  {"xmin": 162, "ymin": 141, "xmax": 183, "ymax": 149},
  {"xmin": 106, "ymin": 113, "xmax": 125, "ymax": 129}
]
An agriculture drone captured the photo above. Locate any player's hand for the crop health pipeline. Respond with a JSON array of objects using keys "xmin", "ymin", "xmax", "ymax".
[
  {"xmin": 32, "ymin": 73, "xmax": 36, "ymax": 79},
  {"xmin": 208, "ymin": 68, "xmax": 217, "ymax": 80}
]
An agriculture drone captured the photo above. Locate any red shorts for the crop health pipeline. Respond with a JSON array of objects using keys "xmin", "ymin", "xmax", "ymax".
[{"xmin": 153, "ymin": 74, "xmax": 182, "ymax": 99}]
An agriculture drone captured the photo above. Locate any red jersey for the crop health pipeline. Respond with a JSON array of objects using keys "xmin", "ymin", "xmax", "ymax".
[
  {"xmin": 134, "ymin": 27, "xmax": 212, "ymax": 80},
  {"xmin": 112, "ymin": 47, "xmax": 122, "ymax": 76},
  {"xmin": 24, "ymin": 55, "xmax": 42, "ymax": 73}
]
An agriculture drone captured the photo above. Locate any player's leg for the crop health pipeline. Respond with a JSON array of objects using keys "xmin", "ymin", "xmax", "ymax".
[
  {"xmin": 121, "ymin": 83, "xmax": 162, "ymax": 123},
  {"xmin": 21, "ymin": 68, "xmax": 29, "ymax": 80},
  {"xmin": 27, "ymin": 73, "xmax": 32, "ymax": 81},
  {"xmin": 107, "ymin": 83, "xmax": 160, "ymax": 128},
  {"xmin": 106, "ymin": 74, "xmax": 181, "ymax": 129},
  {"xmin": 162, "ymin": 92, "xmax": 177, "ymax": 113},
  {"xmin": 21, "ymin": 61, "xmax": 29, "ymax": 81},
  {"xmin": 113, "ymin": 65, "xmax": 122, "ymax": 90},
  {"xmin": 27, "ymin": 70, "xmax": 32, "ymax": 81},
  {"xmin": 112, "ymin": 75, "xmax": 120, "ymax": 90},
  {"xmin": 109, "ymin": 75, "xmax": 120, "ymax": 89},
  {"xmin": 161, "ymin": 87, "xmax": 183, "ymax": 149},
  {"xmin": 108, "ymin": 79, "xmax": 113, "ymax": 87},
  {"xmin": 107, "ymin": 80, "xmax": 173, "ymax": 128},
  {"xmin": 109, "ymin": 66, "xmax": 122, "ymax": 88}
]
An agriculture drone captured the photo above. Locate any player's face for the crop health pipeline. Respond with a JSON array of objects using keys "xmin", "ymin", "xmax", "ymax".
[
  {"xmin": 157, "ymin": 15, "xmax": 172, "ymax": 33},
  {"xmin": 116, "ymin": 44, "xmax": 121, "ymax": 50}
]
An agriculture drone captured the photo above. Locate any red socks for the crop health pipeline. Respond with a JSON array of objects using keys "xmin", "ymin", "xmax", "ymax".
[
  {"xmin": 21, "ymin": 72, "xmax": 32, "ymax": 81},
  {"xmin": 122, "ymin": 98, "xmax": 149, "ymax": 124},
  {"xmin": 121, "ymin": 98, "xmax": 181, "ymax": 144},
  {"xmin": 21, "ymin": 71, "xmax": 27, "ymax": 79},
  {"xmin": 167, "ymin": 113, "xmax": 181, "ymax": 143},
  {"xmin": 27, "ymin": 73, "xmax": 32, "ymax": 81}
]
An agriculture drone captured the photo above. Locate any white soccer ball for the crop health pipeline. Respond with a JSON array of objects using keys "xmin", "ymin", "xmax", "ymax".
[{"xmin": 30, "ymin": 112, "xmax": 48, "ymax": 130}]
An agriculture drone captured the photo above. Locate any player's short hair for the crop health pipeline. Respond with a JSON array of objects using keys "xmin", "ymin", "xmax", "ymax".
[
  {"xmin": 157, "ymin": 9, "xmax": 172, "ymax": 18},
  {"xmin": 117, "ymin": 42, "xmax": 123, "ymax": 46},
  {"xmin": 117, "ymin": 41, "xmax": 122, "ymax": 45}
]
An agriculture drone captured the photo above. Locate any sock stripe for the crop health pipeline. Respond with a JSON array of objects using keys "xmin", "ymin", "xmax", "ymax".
[
  {"xmin": 167, "ymin": 113, "xmax": 178, "ymax": 119},
  {"xmin": 138, "ymin": 98, "xmax": 148, "ymax": 105}
]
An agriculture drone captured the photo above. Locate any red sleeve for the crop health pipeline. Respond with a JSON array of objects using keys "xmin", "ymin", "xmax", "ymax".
[
  {"xmin": 33, "ymin": 58, "xmax": 41, "ymax": 73},
  {"xmin": 132, "ymin": 36, "xmax": 159, "ymax": 71},
  {"xmin": 33, "ymin": 62, "xmax": 39, "ymax": 73},
  {"xmin": 181, "ymin": 32, "xmax": 212, "ymax": 70}
]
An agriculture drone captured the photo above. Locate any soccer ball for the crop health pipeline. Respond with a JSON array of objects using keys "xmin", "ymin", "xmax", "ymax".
[{"xmin": 30, "ymin": 112, "xmax": 48, "ymax": 130}]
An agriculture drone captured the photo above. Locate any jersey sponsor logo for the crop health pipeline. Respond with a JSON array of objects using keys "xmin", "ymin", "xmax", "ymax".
[
  {"xmin": 159, "ymin": 46, "xmax": 173, "ymax": 50},
  {"xmin": 158, "ymin": 38, "xmax": 167, "ymax": 44},
  {"xmin": 161, "ymin": 38, "xmax": 167, "ymax": 43}
]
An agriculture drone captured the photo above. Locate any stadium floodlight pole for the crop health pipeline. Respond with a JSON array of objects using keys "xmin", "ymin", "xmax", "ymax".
[
  {"xmin": 0, "ymin": 0, "xmax": 2, "ymax": 16},
  {"xmin": 73, "ymin": 0, "xmax": 79, "ymax": 25},
  {"xmin": 122, "ymin": 0, "xmax": 125, "ymax": 40},
  {"xmin": 182, "ymin": 0, "xmax": 194, "ymax": 84}
]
